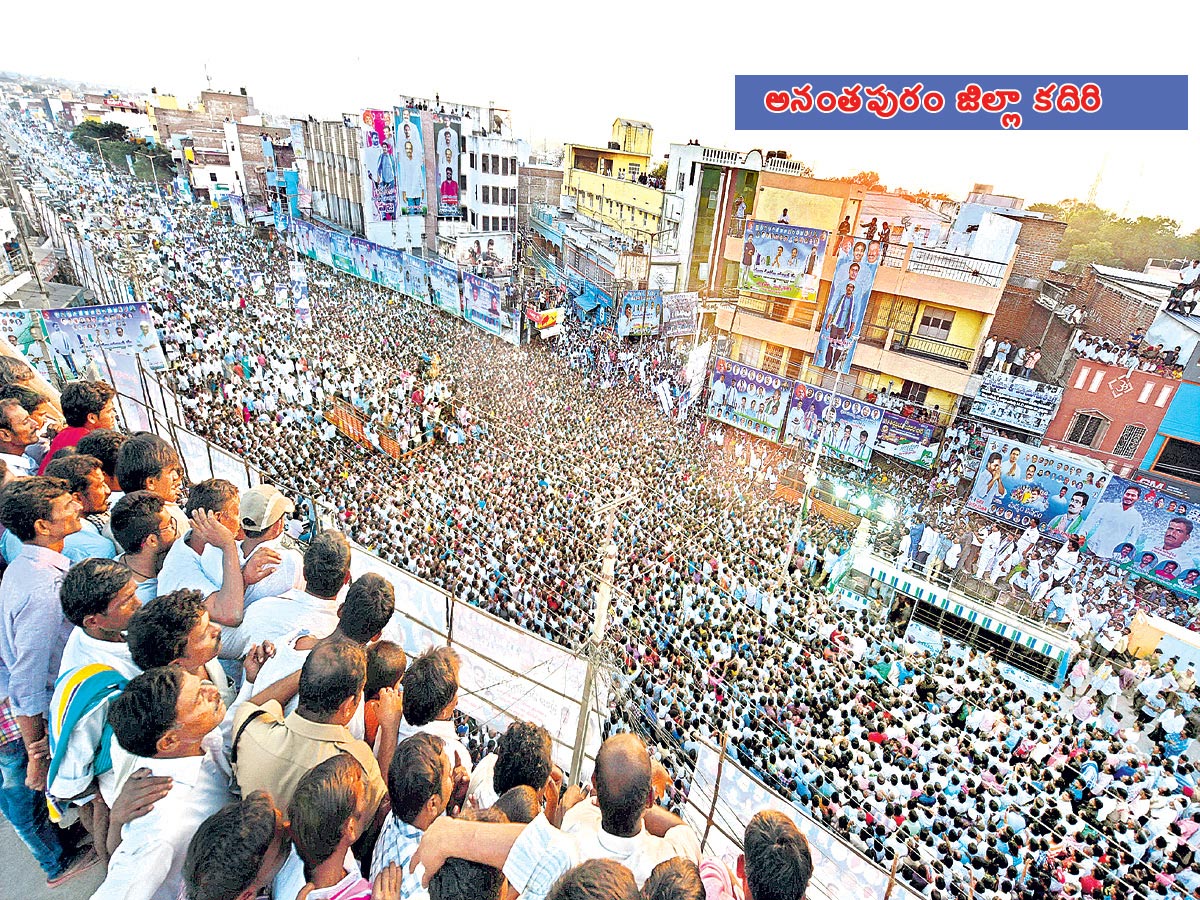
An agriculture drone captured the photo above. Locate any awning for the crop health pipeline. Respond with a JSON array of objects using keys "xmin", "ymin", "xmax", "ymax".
[{"xmin": 573, "ymin": 292, "xmax": 601, "ymax": 313}]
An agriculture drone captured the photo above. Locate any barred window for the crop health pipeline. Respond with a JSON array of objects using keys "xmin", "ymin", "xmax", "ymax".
[{"xmin": 1112, "ymin": 424, "xmax": 1146, "ymax": 459}]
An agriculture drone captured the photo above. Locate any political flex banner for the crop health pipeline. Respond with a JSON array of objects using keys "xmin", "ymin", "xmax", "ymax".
[
  {"xmin": 738, "ymin": 221, "xmax": 827, "ymax": 301},
  {"xmin": 361, "ymin": 109, "xmax": 397, "ymax": 223},
  {"xmin": 394, "ymin": 108, "xmax": 427, "ymax": 215},
  {"xmin": 463, "ymin": 272, "xmax": 503, "ymax": 335},
  {"xmin": 966, "ymin": 435, "xmax": 1110, "ymax": 539},
  {"xmin": 661, "ymin": 292, "xmax": 698, "ymax": 339},
  {"xmin": 874, "ymin": 411, "xmax": 940, "ymax": 468},
  {"xmin": 781, "ymin": 383, "xmax": 884, "ymax": 469},
  {"xmin": 377, "ymin": 247, "xmax": 405, "ymax": 293},
  {"xmin": 403, "ymin": 254, "xmax": 429, "ymax": 303},
  {"xmin": 705, "ymin": 357, "xmax": 793, "ymax": 441},
  {"xmin": 812, "ymin": 235, "xmax": 883, "ymax": 374},
  {"xmin": 1079, "ymin": 472, "xmax": 1200, "ymax": 597},
  {"xmin": 616, "ymin": 290, "xmax": 662, "ymax": 339},
  {"xmin": 329, "ymin": 232, "xmax": 354, "ymax": 273},
  {"xmin": 431, "ymin": 115, "xmax": 461, "ymax": 217},
  {"xmin": 288, "ymin": 260, "xmax": 309, "ymax": 302},
  {"xmin": 428, "ymin": 258, "xmax": 461, "ymax": 317},
  {"xmin": 42, "ymin": 302, "xmax": 167, "ymax": 378}
]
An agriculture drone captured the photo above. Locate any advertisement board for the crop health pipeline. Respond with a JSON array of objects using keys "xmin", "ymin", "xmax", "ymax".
[
  {"xmin": 41, "ymin": 302, "xmax": 167, "ymax": 378},
  {"xmin": 428, "ymin": 258, "xmax": 461, "ymax": 317},
  {"xmin": 463, "ymin": 272, "xmax": 503, "ymax": 335},
  {"xmin": 377, "ymin": 247, "xmax": 404, "ymax": 293},
  {"xmin": 394, "ymin": 108, "xmax": 427, "ymax": 215},
  {"xmin": 971, "ymin": 371, "xmax": 1063, "ymax": 435},
  {"xmin": 430, "ymin": 115, "xmax": 461, "ymax": 217},
  {"xmin": 874, "ymin": 411, "xmax": 940, "ymax": 468},
  {"xmin": 812, "ymin": 235, "xmax": 883, "ymax": 374},
  {"xmin": 456, "ymin": 233, "xmax": 513, "ymax": 279},
  {"xmin": 0, "ymin": 309, "xmax": 49, "ymax": 372},
  {"xmin": 661, "ymin": 291, "xmax": 699, "ymax": 339},
  {"xmin": 615, "ymin": 289, "xmax": 662, "ymax": 339},
  {"xmin": 966, "ymin": 436, "xmax": 1110, "ymax": 538},
  {"xmin": 782, "ymin": 384, "xmax": 885, "ymax": 469},
  {"xmin": 360, "ymin": 109, "xmax": 397, "ymax": 223},
  {"xmin": 402, "ymin": 254, "xmax": 429, "ymax": 303},
  {"xmin": 706, "ymin": 357, "xmax": 793, "ymax": 441},
  {"xmin": 1079, "ymin": 472, "xmax": 1200, "ymax": 598},
  {"xmin": 738, "ymin": 220, "xmax": 827, "ymax": 301},
  {"xmin": 329, "ymin": 232, "xmax": 354, "ymax": 273}
]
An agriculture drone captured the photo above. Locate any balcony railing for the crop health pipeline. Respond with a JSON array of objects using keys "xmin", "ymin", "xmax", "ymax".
[
  {"xmin": 904, "ymin": 246, "xmax": 1007, "ymax": 287},
  {"xmin": 890, "ymin": 331, "xmax": 975, "ymax": 369}
]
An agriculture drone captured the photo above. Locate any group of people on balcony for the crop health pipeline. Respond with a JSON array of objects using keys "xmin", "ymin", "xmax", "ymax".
[{"xmin": 976, "ymin": 337, "xmax": 1043, "ymax": 380}]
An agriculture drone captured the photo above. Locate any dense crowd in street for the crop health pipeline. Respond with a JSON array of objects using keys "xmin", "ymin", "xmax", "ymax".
[{"xmin": 0, "ymin": 115, "xmax": 1197, "ymax": 900}]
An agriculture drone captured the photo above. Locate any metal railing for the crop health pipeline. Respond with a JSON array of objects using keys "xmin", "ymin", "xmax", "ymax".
[
  {"xmin": 890, "ymin": 331, "xmax": 975, "ymax": 368},
  {"xmin": 904, "ymin": 246, "xmax": 1008, "ymax": 287}
]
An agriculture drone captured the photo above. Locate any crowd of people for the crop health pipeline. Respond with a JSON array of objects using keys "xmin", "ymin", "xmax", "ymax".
[
  {"xmin": 0, "ymin": 115, "xmax": 1198, "ymax": 900},
  {"xmin": 1071, "ymin": 331, "xmax": 1186, "ymax": 380}
]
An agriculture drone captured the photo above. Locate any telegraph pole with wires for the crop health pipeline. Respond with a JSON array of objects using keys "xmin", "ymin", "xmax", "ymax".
[{"xmin": 570, "ymin": 492, "xmax": 635, "ymax": 782}]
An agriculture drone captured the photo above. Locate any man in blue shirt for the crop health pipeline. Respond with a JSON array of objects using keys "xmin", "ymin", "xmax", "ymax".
[{"xmin": 43, "ymin": 454, "xmax": 117, "ymax": 564}]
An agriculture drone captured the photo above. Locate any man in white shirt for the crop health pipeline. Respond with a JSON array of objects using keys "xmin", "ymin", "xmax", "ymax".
[
  {"xmin": 1084, "ymin": 484, "xmax": 1145, "ymax": 558},
  {"xmin": 238, "ymin": 484, "xmax": 304, "ymax": 605},
  {"xmin": 219, "ymin": 529, "xmax": 351, "ymax": 661},
  {"xmin": 556, "ymin": 733, "xmax": 701, "ymax": 886},
  {"xmin": 397, "ymin": 646, "xmax": 473, "ymax": 776},
  {"xmin": 92, "ymin": 667, "xmax": 233, "ymax": 900}
]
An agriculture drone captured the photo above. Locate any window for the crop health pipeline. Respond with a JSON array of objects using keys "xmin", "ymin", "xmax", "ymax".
[
  {"xmin": 469, "ymin": 152, "xmax": 476, "ymax": 168},
  {"xmin": 628, "ymin": 162, "xmax": 641, "ymax": 179},
  {"xmin": 209, "ymin": 172, "xmax": 217, "ymax": 182},
  {"xmin": 491, "ymin": 216, "xmax": 499, "ymax": 231},
  {"xmin": 481, "ymin": 186, "xmax": 490, "ymax": 203},
  {"xmin": 501, "ymin": 157, "xmax": 509, "ymax": 176},
  {"xmin": 482, "ymin": 217, "xmax": 489, "ymax": 232},
  {"xmin": 481, "ymin": 155, "xmax": 489, "ymax": 173},
  {"xmin": 502, "ymin": 217, "xmax": 511, "ymax": 232},
  {"xmin": 1065, "ymin": 412, "xmax": 1108, "ymax": 448},
  {"xmin": 491, "ymin": 154, "xmax": 499, "ymax": 172},
  {"xmin": 785, "ymin": 349, "xmax": 803, "ymax": 380},
  {"xmin": 510, "ymin": 157, "xmax": 517, "ymax": 173},
  {"xmin": 1112, "ymin": 424, "xmax": 1147, "ymax": 459},
  {"xmin": 916, "ymin": 307, "xmax": 955, "ymax": 341},
  {"xmin": 737, "ymin": 337, "xmax": 763, "ymax": 366},
  {"xmin": 763, "ymin": 343, "xmax": 786, "ymax": 373},
  {"xmin": 470, "ymin": 211, "xmax": 477, "ymax": 227},
  {"xmin": 1151, "ymin": 437, "xmax": 1200, "ymax": 483}
]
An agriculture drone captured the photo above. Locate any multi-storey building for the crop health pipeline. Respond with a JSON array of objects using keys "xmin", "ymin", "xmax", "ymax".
[{"xmin": 297, "ymin": 115, "xmax": 364, "ymax": 234}]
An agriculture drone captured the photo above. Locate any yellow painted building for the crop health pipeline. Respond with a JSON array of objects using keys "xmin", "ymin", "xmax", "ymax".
[
  {"xmin": 712, "ymin": 169, "xmax": 1012, "ymax": 420},
  {"xmin": 562, "ymin": 118, "xmax": 666, "ymax": 244}
]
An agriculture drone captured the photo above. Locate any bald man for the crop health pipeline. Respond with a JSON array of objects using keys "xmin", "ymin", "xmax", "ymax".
[{"xmin": 557, "ymin": 733, "xmax": 701, "ymax": 885}]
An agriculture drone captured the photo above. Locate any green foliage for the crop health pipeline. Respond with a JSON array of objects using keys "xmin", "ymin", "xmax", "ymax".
[
  {"xmin": 72, "ymin": 120, "xmax": 129, "ymax": 143},
  {"xmin": 650, "ymin": 161, "xmax": 668, "ymax": 180},
  {"xmin": 70, "ymin": 121, "xmax": 174, "ymax": 184},
  {"xmin": 830, "ymin": 171, "xmax": 884, "ymax": 190},
  {"xmin": 1032, "ymin": 199, "xmax": 1200, "ymax": 272}
]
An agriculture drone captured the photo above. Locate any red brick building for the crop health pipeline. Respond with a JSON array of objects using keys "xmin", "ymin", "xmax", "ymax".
[{"xmin": 1041, "ymin": 357, "xmax": 1178, "ymax": 476}]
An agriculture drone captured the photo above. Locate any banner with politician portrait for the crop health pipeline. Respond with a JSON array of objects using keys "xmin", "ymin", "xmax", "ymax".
[
  {"xmin": 394, "ymin": 108, "xmax": 427, "ymax": 215},
  {"xmin": 349, "ymin": 237, "xmax": 378, "ymax": 283},
  {"xmin": 1078, "ymin": 473, "xmax": 1200, "ymax": 597},
  {"xmin": 329, "ymin": 232, "xmax": 354, "ymax": 274},
  {"xmin": 966, "ymin": 436, "xmax": 1110, "ymax": 539},
  {"xmin": 456, "ymin": 233, "xmax": 513, "ymax": 279},
  {"xmin": 402, "ymin": 254, "xmax": 429, "ymax": 303},
  {"xmin": 41, "ymin": 302, "xmax": 167, "ymax": 379},
  {"xmin": 430, "ymin": 115, "xmax": 461, "ymax": 217},
  {"xmin": 377, "ymin": 247, "xmax": 405, "ymax": 293},
  {"xmin": 705, "ymin": 357, "xmax": 793, "ymax": 441},
  {"xmin": 781, "ymin": 384, "xmax": 884, "ymax": 470},
  {"xmin": 463, "ymin": 272, "xmax": 503, "ymax": 335},
  {"xmin": 615, "ymin": 290, "xmax": 662, "ymax": 339},
  {"xmin": 0, "ymin": 309, "xmax": 48, "ymax": 372},
  {"xmin": 360, "ymin": 109, "xmax": 397, "ymax": 223},
  {"xmin": 288, "ymin": 260, "xmax": 308, "ymax": 302},
  {"xmin": 428, "ymin": 258, "xmax": 461, "ymax": 317},
  {"xmin": 738, "ymin": 221, "xmax": 827, "ymax": 302},
  {"xmin": 812, "ymin": 235, "xmax": 883, "ymax": 374},
  {"xmin": 874, "ymin": 412, "xmax": 940, "ymax": 469}
]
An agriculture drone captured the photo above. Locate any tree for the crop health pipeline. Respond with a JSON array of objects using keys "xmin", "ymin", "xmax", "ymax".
[
  {"xmin": 650, "ymin": 161, "xmax": 668, "ymax": 180},
  {"xmin": 830, "ymin": 171, "xmax": 884, "ymax": 190},
  {"xmin": 1034, "ymin": 197, "xmax": 1199, "ymax": 272}
]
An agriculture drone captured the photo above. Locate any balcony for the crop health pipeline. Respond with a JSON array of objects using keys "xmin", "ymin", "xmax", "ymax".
[{"xmin": 889, "ymin": 331, "xmax": 975, "ymax": 369}]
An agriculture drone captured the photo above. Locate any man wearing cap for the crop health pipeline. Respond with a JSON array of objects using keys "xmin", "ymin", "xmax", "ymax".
[{"xmin": 239, "ymin": 485, "xmax": 305, "ymax": 606}]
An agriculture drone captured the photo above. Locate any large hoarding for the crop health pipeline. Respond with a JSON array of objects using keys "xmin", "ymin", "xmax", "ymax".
[
  {"xmin": 966, "ymin": 436, "xmax": 1110, "ymax": 538},
  {"xmin": 616, "ymin": 290, "xmax": 662, "ymax": 339},
  {"xmin": 456, "ymin": 233, "xmax": 513, "ymax": 279},
  {"xmin": 1079, "ymin": 472, "xmax": 1200, "ymax": 598},
  {"xmin": 874, "ymin": 411, "xmax": 940, "ymax": 469},
  {"xmin": 428, "ymin": 258, "xmax": 461, "ymax": 317},
  {"xmin": 41, "ymin": 302, "xmax": 167, "ymax": 378},
  {"xmin": 430, "ymin": 115, "xmax": 461, "ymax": 218},
  {"xmin": 812, "ymin": 236, "xmax": 882, "ymax": 374},
  {"xmin": 360, "ymin": 109, "xmax": 397, "ymax": 223},
  {"xmin": 463, "ymin": 272, "xmax": 503, "ymax": 335},
  {"xmin": 782, "ymin": 384, "xmax": 885, "ymax": 469},
  {"xmin": 971, "ymin": 371, "xmax": 1063, "ymax": 435},
  {"xmin": 0, "ymin": 309, "xmax": 49, "ymax": 374},
  {"xmin": 738, "ymin": 221, "xmax": 827, "ymax": 301},
  {"xmin": 706, "ymin": 357, "xmax": 793, "ymax": 441},
  {"xmin": 661, "ymin": 292, "xmax": 698, "ymax": 339},
  {"xmin": 394, "ymin": 108, "xmax": 427, "ymax": 215}
]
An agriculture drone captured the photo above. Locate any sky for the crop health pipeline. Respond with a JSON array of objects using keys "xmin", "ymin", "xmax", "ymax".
[{"xmin": 8, "ymin": 1, "xmax": 1199, "ymax": 230}]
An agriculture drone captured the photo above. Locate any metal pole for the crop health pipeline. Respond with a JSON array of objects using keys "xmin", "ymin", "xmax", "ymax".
[
  {"xmin": 570, "ymin": 496, "xmax": 628, "ymax": 782},
  {"xmin": 700, "ymin": 734, "xmax": 729, "ymax": 852}
]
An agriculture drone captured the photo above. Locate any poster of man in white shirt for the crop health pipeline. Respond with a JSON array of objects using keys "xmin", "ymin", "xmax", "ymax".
[{"xmin": 1082, "ymin": 483, "xmax": 1145, "ymax": 557}]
